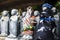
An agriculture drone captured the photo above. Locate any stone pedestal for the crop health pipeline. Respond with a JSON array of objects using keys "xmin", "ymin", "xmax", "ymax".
[
  {"xmin": 5, "ymin": 37, "xmax": 18, "ymax": 40},
  {"xmin": 0, "ymin": 37, "xmax": 6, "ymax": 40}
]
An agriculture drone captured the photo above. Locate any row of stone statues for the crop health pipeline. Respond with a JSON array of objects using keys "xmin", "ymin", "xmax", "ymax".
[{"xmin": 0, "ymin": 3, "xmax": 57, "ymax": 40}]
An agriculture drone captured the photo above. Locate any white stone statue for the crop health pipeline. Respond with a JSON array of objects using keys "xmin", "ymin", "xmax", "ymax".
[
  {"xmin": 34, "ymin": 10, "xmax": 40, "ymax": 26},
  {"xmin": 8, "ymin": 9, "xmax": 19, "ymax": 38},
  {"xmin": 19, "ymin": 6, "xmax": 33, "ymax": 40},
  {"xmin": 0, "ymin": 10, "xmax": 9, "ymax": 36},
  {"xmin": 51, "ymin": 7, "xmax": 56, "ymax": 13},
  {"xmin": 51, "ymin": 7, "xmax": 57, "ymax": 15},
  {"xmin": 24, "ymin": 6, "xmax": 32, "ymax": 28},
  {"xmin": 20, "ymin": 12, "xmax": 26, "ymax": 32}
]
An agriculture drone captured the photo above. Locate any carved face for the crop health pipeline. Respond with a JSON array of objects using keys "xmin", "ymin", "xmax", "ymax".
[
  {"xmin": 22, "ymin": 12, "xmax": 26, "ymax": 17},
  {"xmin": 34, "ymin": 11, "xmax": 40, "ymax": 16},
  {"xmin": 11, "ymin": 9, "xmax": 18, "ymax": 15},
  {"xmin": 51, "ymin": 7, "xmax": 56, "ymax": 13},
  {"xmin": 2, "ymin": 10, "xmax": 9, "ymax": 16}
]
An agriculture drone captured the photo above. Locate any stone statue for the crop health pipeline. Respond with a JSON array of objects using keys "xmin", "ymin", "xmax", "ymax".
[
  {"xmin": 8, "ymin": 9, "xmax": 19, "ymax": 38},
  {"xmin": 0, "ymin": 10, "xmax": 9, "ymax": 36},
  {"xmin": 19, "ymin": 6, "xmax": 33, "ymax": 40},
  {"xmin": 20, "ymin": 12, "xmax": 26, "ymax": 32}
]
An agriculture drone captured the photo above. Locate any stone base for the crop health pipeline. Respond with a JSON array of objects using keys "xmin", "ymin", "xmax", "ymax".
[
  {"xmin": 0, "ymin": 34, "xmax": 7, "ymax": 37},
  {"xmin": 18, "ymin": 35, "xmax": 32, "ymax": 40},
  {"xmin": 19, "ymin": 38, "xmax": 32, "ymax": 40},
  {"xmin": 5, "ymin": 37, "xmax": 18, "ymax": 40},
  {"xmin": 0, "ymin": 37, "xmax": 6, "ymax": 40}
]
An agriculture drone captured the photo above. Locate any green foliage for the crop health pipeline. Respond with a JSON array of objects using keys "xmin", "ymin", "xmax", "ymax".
[
  {"xmin": 32, "ymin": 6, "xmax": 38, "ymax": 10},
  {"xmin": 56, "ymin": 2, "xmax": 60, "ymax": 12}
]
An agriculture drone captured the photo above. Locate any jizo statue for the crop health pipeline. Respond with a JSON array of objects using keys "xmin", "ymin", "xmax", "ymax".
[
  {"xmin": 0, "ymin": 10, "xmax": 9, "ymax": 36},
  {"xmin": 22, "ymin": 6, "xmax": 33, "ymax": 31},
  {"xmin": 19, "ymin": 6, "xmax": 33, "ymax": 40},
  {"xmin": 51, "ymin": 7, "xmax": 57, "ymax": 15},
  {"xmin": 8, "ymin": 9, "xmax": 19, "ymax": 38},
  {"xmin": 34, "ymin": 11, "xmax": 40, "ymax": 26},
  {"xmin": 20, "ymin": 12, "xmax": 26, "ymax": 32}
]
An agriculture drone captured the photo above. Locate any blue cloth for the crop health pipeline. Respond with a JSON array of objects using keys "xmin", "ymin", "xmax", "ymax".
[
  {"xmin": 40, "ymin": 18, "xmax": 55, "ymax": 21},
  {"xmin": 42, "ymin": 3, "xmax": 52, "ymax": 9},
  {"xmin": 45, "ymin": 18, "xmax": 55, "ymax": 21}
]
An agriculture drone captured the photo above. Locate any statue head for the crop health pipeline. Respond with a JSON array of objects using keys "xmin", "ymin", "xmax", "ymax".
[
  {"xmin": 34, "ymin": 11, "xmax": 40, "ymax": 16},
  {"xmin": 22, "ymin": 12, "xmax": 26, "ymax": 17},
  {"xmin": 2, "ymin": 10, "xmax": 9, "ymax": 16},
  {"xmin": 11, "ymin": 9, "xmax": 18, "ymax": 16},
  {"xmin": 51, "ymin": 7, "xmax": 56, "ymax": 13},
  {"xmin": 42, "ymin": 3, "xmax": 52, "ymax": 9},
  {"xmin": 42, "ymin": 3, "xmax": 52, "ymax": 12}
]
